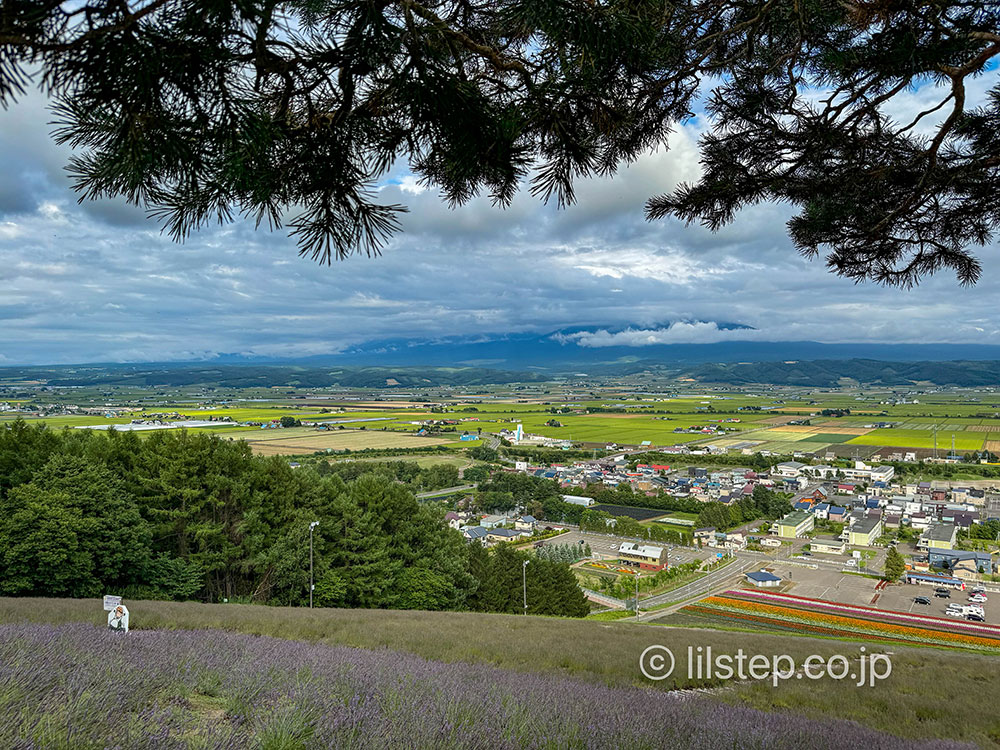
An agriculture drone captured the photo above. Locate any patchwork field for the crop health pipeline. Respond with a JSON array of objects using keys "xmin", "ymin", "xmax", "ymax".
[
  {"xmin": 244, "ymin": 431, "xmax": 456, "ymax": 455},
  {"xmin": 845, "ymin": 429, "xmax": 986, "ymax": 450},
  {"xmin": 11, "ymin": 389, "xmax": 1000, "ymax": 458}
]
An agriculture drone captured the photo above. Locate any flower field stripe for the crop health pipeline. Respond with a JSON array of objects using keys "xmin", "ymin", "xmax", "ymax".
[
  {"xmin": 681, "ymin": 604, "xmax": 921, "ymax": 645},
  {"xmin": 726, "ymin": 589, "xmax": 1000, "ymax": 638},
  {"xmin": 691, "ymin": 596, "xmax": 1000, "ymax": 652}
]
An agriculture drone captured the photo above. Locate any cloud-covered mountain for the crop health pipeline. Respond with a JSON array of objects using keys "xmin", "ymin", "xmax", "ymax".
[{"xmin": 294, "ymin": 325, "xmax": 1000, "ymax": 370}]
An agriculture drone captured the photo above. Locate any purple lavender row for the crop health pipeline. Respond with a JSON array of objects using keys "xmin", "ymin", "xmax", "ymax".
[{"xmin": 0, "ymin": 623, "xmax": 970, "ymax": 750}]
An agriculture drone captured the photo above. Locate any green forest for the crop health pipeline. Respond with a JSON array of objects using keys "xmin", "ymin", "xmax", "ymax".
[{"xmin": 0, "ymin": 421, "xmax": 588, "ymax": 617}]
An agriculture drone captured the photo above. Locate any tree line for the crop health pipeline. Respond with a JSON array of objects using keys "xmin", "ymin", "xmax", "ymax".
[{"xmin": 0, "ymin": 421, "xmax": 587, "ymax": 617}]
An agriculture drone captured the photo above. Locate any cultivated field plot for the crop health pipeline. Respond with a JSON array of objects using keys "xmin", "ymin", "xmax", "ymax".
[
  {"xmin": 804, "ymin": 425, "xmax": 873, "ymax": 435},
  {"xmin": 806, "ymin": 433, "xmax": 858, "ymax": 443},
  {"xmin": 243, "ymin": 431, "xmax": 454, "ymax": 455},
  {"xmin": 589, "ymin": 504, "xmax": 668, "ymax": 521},
  {"xmin": 845, "ymin": 429, "xmax": 986, "ymax": 450},
  {"xmin": 760, "ymin": 415, "xmax": 799, "ymax": 425},
  {"xmin": 748, "ymin": 429, "xmax": 822, "ymax": 442}
]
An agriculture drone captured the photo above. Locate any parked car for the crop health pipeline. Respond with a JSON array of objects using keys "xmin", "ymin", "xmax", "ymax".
[
  {"xmin": 967, "ymin": 614, "xmax": 986, "ymax": 622},
  {"xmin": 969, "ymin": 594, "xmax": 988, "ymax": 603},
  {"xmin": 972, "ymin": 586, "xmax": 986, "ymax": 593},
  {"xmin": 935, "ymin": 587, "xmax": 949, "ymax": 593},
  {"xmin": 946, "ymin": 610, "xmax": 964, "ymax": 617},
  {"xmin": 935, "ymin": 591, "xmax": 951, "ymax": 598},
  {"xmin": 913, "ymin": 596, "xmax": 931, "ymax": 605},
  {"xmin": 801, "ymin": 550, "xmax": 812, "ymax": 556}
]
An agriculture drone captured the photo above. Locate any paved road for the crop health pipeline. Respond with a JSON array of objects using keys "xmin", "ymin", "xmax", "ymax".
[
  {"xmin": 415, "ymin": 484, "xmax": 475, "ymax": 499},
  {"xmin": 638, "ymin": 557, "xmax": 760, "ymax": 619}
]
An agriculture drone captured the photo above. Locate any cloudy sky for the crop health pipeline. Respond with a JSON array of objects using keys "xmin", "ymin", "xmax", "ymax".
[{"xmin": 1, "ymin": 80, "xmax": 999, "ymax": 366}]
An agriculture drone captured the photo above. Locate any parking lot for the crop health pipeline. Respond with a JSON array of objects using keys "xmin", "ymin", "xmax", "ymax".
[
  {"xmin": 764, "ymin": 563, "xmax": 990, "ymax": 621},
  {"xmin": 540, "ymin": 530, "xmax": 709, "ymax": 567}
]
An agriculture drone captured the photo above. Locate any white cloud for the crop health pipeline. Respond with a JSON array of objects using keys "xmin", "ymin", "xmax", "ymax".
[
  {"xmin": 555, "ymin": 322, "xmax": 764, "ymax": 347},
  {"xmin": 555, "ymin": 247, "xmax": 758, "ymax": 284},
  {"xmin": 1, "ymin": 78, "xmax": 1000, "ymax": 365},
  {"xmin": 396, "ymin": 175, "xmax": 428, "ymax": 195}
]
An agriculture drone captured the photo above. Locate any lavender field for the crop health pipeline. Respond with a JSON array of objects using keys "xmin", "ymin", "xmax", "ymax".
[{"xmin": 0, "ymin": 623, "xmax": 971, "ymax": 749}]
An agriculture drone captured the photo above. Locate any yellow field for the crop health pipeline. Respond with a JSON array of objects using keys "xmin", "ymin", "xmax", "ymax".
[
  {"xmin": 243, "ymin": 430, "xmax": 454, "ymax": 455},
  {"xmin": 793, "ymin": 426, "xmax": 872, "ymax": 435}
]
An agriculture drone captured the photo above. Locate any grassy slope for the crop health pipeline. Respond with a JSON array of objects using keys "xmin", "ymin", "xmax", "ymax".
[{"xmin": 2, "ymin": 598, "xmax": 998, "ymax": 747}]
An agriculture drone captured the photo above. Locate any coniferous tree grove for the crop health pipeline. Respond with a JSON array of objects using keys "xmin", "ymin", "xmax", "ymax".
[{"xmin": 0, "ymin": 421, "xmax": 588, "ymax": 616}]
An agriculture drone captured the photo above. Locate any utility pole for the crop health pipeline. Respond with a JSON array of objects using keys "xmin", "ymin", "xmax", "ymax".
[{"xmin": 309, "ymin": 520, "xmax": 319, "ymax": 607}]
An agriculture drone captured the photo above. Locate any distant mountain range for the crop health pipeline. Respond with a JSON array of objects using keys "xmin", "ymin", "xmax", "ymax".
[
  {"xmin": 207, "ymin": 327, "xmax": 1000, "ymax": 370},
  {"xmin": 6, "ymin": 325, "xmax": 1000, "ymax": 388}
]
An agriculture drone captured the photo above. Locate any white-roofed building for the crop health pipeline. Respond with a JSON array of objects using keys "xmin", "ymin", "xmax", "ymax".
[{"xmin": 618, "ymin": 542, "xmax": 667, "ymax": 571}]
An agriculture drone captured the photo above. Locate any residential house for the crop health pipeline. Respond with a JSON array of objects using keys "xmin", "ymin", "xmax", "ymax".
[
  {"xmin": 694, "ymin": 527, "xmax": 716, "ymax": 543},
  {"xmin": 486, "ymin": 528, "xmax": 524, "ymax": 544},
  {"xmin": 514, "ymin": 515, "xmax": 537, "ymax": 532},
  {"xmin": 461, "ymin": 526, "xmax": 489, "ymax": 542}
]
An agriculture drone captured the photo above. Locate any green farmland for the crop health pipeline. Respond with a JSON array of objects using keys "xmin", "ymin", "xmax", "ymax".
[{"xmin": 7, "ymin": 384, "xmax": 1000, "ymax": 458}]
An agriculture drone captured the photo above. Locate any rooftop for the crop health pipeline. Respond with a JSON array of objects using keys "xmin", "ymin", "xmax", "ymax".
[
  {"xmin": 921, "ymin": 523, "xmax": 958, "ymax": 542},
  {"xmin": 746, "ymin": 571, "xmax": 782, "ymax": 583},
  {"xmin": 619, "ymin": 542, "xmax": 664, "ymax": 558},
  {"xmin": 850, "ymin": 517, "xmax": 881, "ymax": 535},
  {"xmin": 780, "ymin": 510, "xmax": 813, "ymax": 526}
]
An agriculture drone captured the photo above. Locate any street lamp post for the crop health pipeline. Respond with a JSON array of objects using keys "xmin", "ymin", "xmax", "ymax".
[
  {"xmin": 309, "ymin": 521, "xmax": 320, "ymax": 608},
  {"xmin": 522, "ymin": 560, "xmax": 529, "ymax": 615},
  {"xmin": 635, "ymin": 572, "xmax": 641, "ymax": 619}
]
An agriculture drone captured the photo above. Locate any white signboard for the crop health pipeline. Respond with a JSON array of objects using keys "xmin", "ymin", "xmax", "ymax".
[
  {"xmin": 107, "ymin": 604, "xmax": 129, "ymax": 633},
  {"xmin": 103, "ymin": 595, "xmax": 122, "ymax": 611}
]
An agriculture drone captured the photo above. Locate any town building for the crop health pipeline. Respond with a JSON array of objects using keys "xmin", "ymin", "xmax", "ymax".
[
  {"xmin": 810, "ymin": 536, "xmax": 846, "ymax": 555},
  {"xmin": 847, "ymin": 517, "xmax": 883, "ymax": 547},
  {"xmin": 772, "ymin": 510, "xmax": 815, "ymax": 539},
  {"xmin": 617, "ymin": 542, "xmax": 668, "ymax": 571},
  {"xmin": 745, "ymin": 570, "xmax": 782, "ymax": 588},
  {"xmin": 927, "ymin": 549, "xmax": 994, "ymax": 577},
  {"xmin": 918, "ymin": 523, "xmax": 958, "ymax": 551}
]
